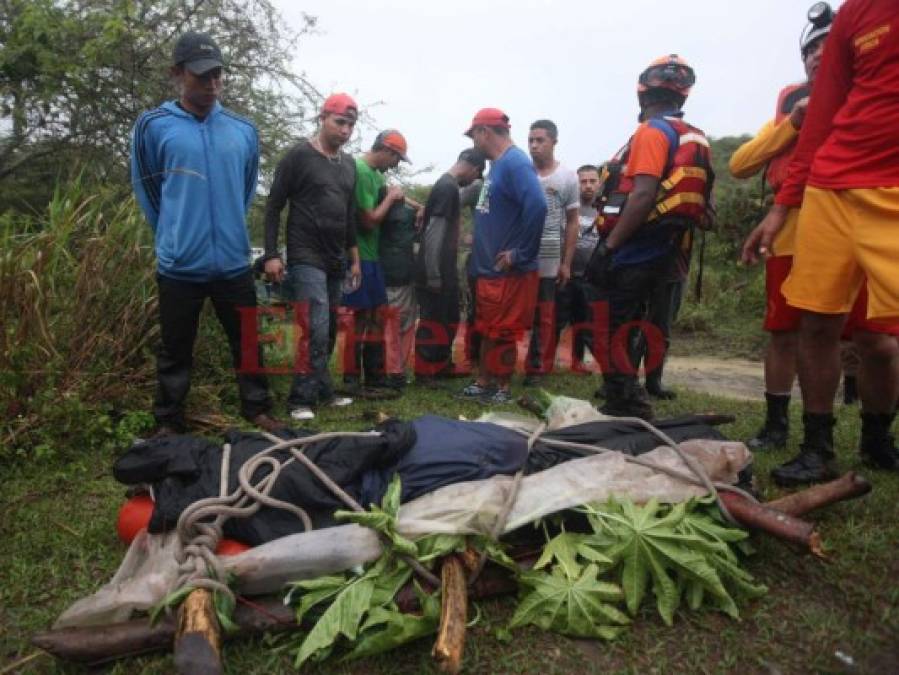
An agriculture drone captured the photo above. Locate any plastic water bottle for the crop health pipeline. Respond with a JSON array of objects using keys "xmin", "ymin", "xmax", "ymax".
[{"xmin": 342, "ymin": 269, "xmax": 360, "ymax": 294}]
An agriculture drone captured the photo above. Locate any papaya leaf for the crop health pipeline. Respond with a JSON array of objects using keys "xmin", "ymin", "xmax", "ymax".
[
  {"xmin": 469, "ymin": 535, "xmax": 518, "ymax": 572},
  {"xmin": 533, "ymin": 532, "xmax": 584, "ymax": 580},
  {"xmin": 580, "ymin": 497, "xmax": 766, "ymax": 624},
  {"xmin": 510, "ymin": 564, "xmax": 627, "ymax": 640}
]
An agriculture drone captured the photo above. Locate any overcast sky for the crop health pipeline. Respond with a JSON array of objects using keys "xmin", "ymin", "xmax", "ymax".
[{"xmin": 273, "ymin": 0, "xmax": 831, "ymax": 181}]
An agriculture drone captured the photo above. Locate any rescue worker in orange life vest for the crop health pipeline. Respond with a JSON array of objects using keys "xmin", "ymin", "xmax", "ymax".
[{"xmin": 586, "ymin": 55, "xmax": 712, "ymax": 421}]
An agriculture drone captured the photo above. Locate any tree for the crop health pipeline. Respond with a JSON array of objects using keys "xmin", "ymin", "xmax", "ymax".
[{"xmin": 0, "ymin": 0, "xmax": 321, "ymax": 211}]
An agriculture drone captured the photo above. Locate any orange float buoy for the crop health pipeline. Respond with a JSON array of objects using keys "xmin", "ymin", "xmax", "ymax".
[
  {"xmin": 216, "ymin": 539, "xmax": 251, "ymax": 556},
  {"xmin": 116, "ymin": 494, "xmax": 154, "ymax": 544}
]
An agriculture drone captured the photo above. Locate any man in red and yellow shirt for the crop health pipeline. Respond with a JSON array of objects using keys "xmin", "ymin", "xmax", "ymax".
[{"xmin": 745, "ymin": 0, "xmax": 899, "ymax": 484}]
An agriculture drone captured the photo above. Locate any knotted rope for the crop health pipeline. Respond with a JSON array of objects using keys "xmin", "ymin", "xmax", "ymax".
[{"xmin": 171, "ymin": 430, "xmax": 439, "ymax": 603}]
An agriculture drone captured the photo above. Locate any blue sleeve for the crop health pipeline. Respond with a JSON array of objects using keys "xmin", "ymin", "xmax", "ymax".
[
  {"xmin": 130, "ymin": 113, "xmax": 162, "ymax": 230},
  {"xmin": 508, "ymin": 158, "xmax": 546, "ymax": 267},
  {"xmin": 244, "ymin": 125, "xmax": 260, "ymax": 213}
]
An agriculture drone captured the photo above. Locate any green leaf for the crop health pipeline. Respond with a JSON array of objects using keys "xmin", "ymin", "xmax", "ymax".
[
  {"xmin": 469, "ymin": 536, "xmax": 519, "ymax": 572},
  {"xmin": 533, "ymin": 532, "xmax": 584, "ymax": 580},
  {"xmin": 580, "ymin": 497, "xmax": 767, "ymax": 624},
  {"xmin": 510, "ymin": 564, "xmax": 627, "ymax": 640},
  {"xmin": 293, "ymin": 575, "xmax": 375, "ymax": 668},
  {"xmin": 286, "ymin": 575, "xmax": 348, "ymax": 625},
  {"xmin": 343, "ymin": 584, "xmax": 441, "ymax": 661},
  {"xmin": 369, "ymin": 558, "xmax": 413, "ymax": 608},
  {"xmin": 382, "ymin": 473, "xmax": 403, "ymax": 517},
  {"xmin": 149, "ymin": 585, "xmax": 194, "ymax": 626},
  {"xmin": 335, "ymin": 476, "xmax": 418, "ymax": 558},
  {"xmin": 213, "ymin": 589, "xmax": 239, "ymax": 635},
  {"xmin": 414, "ymin": 534, "xmax": 467, "ymax": 563}
]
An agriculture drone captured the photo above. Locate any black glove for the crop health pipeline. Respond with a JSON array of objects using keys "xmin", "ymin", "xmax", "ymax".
[{"xmin": 585, "ymin": 240, "xmax": 615, "ymax": 288}]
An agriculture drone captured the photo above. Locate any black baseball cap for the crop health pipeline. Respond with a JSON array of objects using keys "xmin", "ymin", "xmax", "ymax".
[
  {"xmin": 173, "ymin": 32, "xmax": 224, "ymax": 75},
  {"xmin": 458, "ymin": 148, "xmax": 487, "ymax": 175}
]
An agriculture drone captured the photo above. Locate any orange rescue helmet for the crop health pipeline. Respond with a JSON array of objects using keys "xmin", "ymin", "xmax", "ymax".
[{"xmin": 637, "ymin": 54, "xmax": 696, "ymax": 98}]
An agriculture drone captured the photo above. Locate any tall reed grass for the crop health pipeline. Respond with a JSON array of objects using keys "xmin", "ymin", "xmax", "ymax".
[{"xmin": 0, "ymin": 181, "xmax": 158, "ymax": 457}]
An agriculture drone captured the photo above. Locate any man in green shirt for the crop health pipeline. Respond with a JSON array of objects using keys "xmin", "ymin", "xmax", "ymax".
[{"xmin": 342, "ymin": 130, "xmax": 409, "ymax": 392}]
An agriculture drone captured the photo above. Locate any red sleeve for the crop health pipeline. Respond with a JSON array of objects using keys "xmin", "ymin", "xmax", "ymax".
[
  {"xmin": 624, "ymin": 125, "xmax": 669, "ymax": 179},
  {"xmin": 776, "ymin": 4, "xmax": 855, "ymax": 206}
]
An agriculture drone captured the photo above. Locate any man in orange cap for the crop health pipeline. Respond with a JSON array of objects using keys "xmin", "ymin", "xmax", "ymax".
[
  {"xmin": 263, "ymin": 92, "xmax": 361, "ymax": 421},
  {"xmin": 461, "ymin": 108, "xmax": 547, "ymax": 404},
  {"xmin": 342, "ymin": 129, "xmax": 413, "ymax": 395}
]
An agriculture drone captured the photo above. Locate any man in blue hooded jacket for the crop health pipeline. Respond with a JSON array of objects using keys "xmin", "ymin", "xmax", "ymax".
[{"xmin": 131, "ymin": 32, "xmax": 280, "ymax": 435}]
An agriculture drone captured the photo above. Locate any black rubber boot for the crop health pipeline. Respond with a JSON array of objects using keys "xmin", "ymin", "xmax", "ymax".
[
  {"xmin": 859, "ymin": 412, "xmax": 899, "ymax": 470},
  {"xmin": 645, "ymin": 362, "xmax": 676, "ymax": 400},
  {"xmin": 600, "ymin": 375, "xmax": 655, "ymax": 421},
  {"xmin": 362, "ymin": 340, "xmax": 386, "ymax": 388},
  {"xmin": 748, "ymin": 393, "xmax": 790, "ymax": 451},
  {"xmin": 842, "ymin": 375, "xmax": 858, "ymax": 405},
  {"xmin": 771, "ymin": 412, "xmax": 839, "ymax": 486}
]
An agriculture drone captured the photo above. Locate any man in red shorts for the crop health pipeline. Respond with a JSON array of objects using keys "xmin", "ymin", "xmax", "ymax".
[
  {"xmin": 732, "ymin": 6, "xmax": 830, "ymax": 450},
  {"xmin": 460, "ymin": 108, "xmax": 547, "ymax": 404},
  {"xmin": 744, "ymin": 0, "xmax": 899, "ymax": 484}
]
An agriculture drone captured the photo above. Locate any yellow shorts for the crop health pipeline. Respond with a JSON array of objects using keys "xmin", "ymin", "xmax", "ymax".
[
  {"xmin": 782, "ymin": 186, "xmax": 899, "ymax": 320},
  {"xmin": 770, "ymin": 207, "xmax": 799, "ymax": 257}
]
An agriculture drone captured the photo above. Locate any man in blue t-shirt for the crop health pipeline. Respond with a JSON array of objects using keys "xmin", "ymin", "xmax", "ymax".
[{"xmin": 460, "ymin": 108, "xmax": 547, "ymax": 404}]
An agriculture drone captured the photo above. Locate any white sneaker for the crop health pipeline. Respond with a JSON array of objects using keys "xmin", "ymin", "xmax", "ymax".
[
  {"xmin": 289, "ymin": 406, "xmax": 315, "ymax": 421},
  {"xmin": 329, "ymin": 396, "xmax": 353, "ymax": 407}
]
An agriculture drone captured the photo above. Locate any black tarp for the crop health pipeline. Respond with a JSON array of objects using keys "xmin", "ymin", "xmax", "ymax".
[{"xmin": 114, "ymin": 414, "xmax": 734, "ymax": 545}]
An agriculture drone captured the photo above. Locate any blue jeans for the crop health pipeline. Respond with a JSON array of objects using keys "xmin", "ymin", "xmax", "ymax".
[{"xmin": 284, "ymin": 263, "xmax": 342, "ymax": 407}]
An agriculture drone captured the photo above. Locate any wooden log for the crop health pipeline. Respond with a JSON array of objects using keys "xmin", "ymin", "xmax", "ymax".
[
  {"xmin": 719, "ymin": 492, "xmax": 823, "ymax": 556},
  {"xmin": 33, "ymin": 598, "xmax": 296, "ymax": 665},
  {"xmin": 173, "ymin": 589, "xmax": 222, "ymax": 675},
  {"xmin": 766, "ymin": 472, "xmax": 872, "ymax": 517},
  {"xmin": 431, "ymin": 555, "xmax": 469, "ymax": 674}
]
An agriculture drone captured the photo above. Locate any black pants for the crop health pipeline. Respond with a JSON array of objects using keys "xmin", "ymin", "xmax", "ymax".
[
  {"xmin": 556, "ymin": 276, "xmax": 601, "ymax": 369},
  {"xmin": 595, "ymin": 253, "xmax": 673, "ymax": 402},
  {"xmin": 154, "ymin": 272, "xmax": 271, "ymax": 426},
  {"xmin": 524, "ymin": 277, "xmax": 559, "ymax": 374},
  {"xmin": 631, "ymin": 278, "xmax": 685, "ymax": 380},
  {"xmin": 464, "ymin": 276, "xmax": 482, "ymax": 368},
  {"xmin": 415, "ymin": 286, "xmax": 461, "ymax": 376}
]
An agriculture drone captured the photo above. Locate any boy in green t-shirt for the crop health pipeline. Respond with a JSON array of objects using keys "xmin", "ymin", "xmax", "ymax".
[{"xmin": 342, "ymin": 130, "xmax": 409, "ymax": 392}]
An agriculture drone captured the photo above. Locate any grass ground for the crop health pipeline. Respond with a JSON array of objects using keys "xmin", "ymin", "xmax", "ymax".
[{"xmin": 2, "ymin": 371, "xmax": 898, "ymax": 674}]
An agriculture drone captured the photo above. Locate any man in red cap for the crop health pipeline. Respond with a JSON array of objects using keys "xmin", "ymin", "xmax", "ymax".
[
  {"xmin": 461, "ymin": 108, "xmax": 547, "ymax": 404},
  {"xmin": 263, "ymin": 93, "xmax": 361, "ymax": 421},
  {"xmin": 341, "ymin": 129, "xmax": 414, "ymax": 395}
]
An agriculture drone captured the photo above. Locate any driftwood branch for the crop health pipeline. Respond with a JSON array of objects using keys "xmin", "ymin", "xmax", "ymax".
[
  {"xmin": 767, "ymin": 472, "xmax": 871, "ymax": 516},
  {"xmin": 173, "ymin": 589, "xmax": 222, "ymax": 675},
  {"xmin": 432, "ymin": 555, "xmax": 468, "ymax": 674},
  {"xmin": 719, "ymin": 492, "xmax": 823, "ymax": 556},
  {"xmin": 33, "ymin": 598, "xmax": 296, "ymax": 665}
]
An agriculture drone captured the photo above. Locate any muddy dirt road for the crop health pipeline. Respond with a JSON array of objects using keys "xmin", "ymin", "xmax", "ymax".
[{"xmin": 664, "ymin": 356, "xmax": 798, "ymax": 401}]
